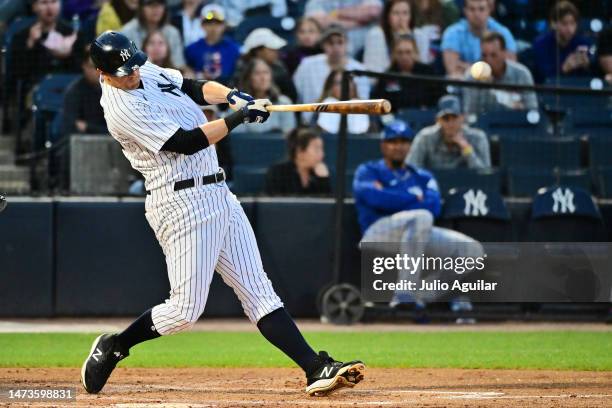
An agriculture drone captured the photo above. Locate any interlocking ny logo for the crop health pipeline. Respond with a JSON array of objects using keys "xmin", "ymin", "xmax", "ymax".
[
  {"xmin": 157, "ymin": 73, "xmax": 181, "ymax": 97},
  {"xmin": 120, "ymin": 49, "xmax": 130, "ymax": 62},
  {"xmin": 463, "ymin": 189, "xmax": 489, "ymax": 216},
  {"xmin": 92, "ymin": 348, "xmax": 102, "ymax": 362},
  {"xmin": 552, "ymin": 188, "xmax": 576, "ymax": 213}
]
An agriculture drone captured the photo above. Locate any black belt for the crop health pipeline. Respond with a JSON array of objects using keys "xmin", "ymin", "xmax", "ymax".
[{"xmin": 146, "ymin": 170, "xmax": 225, "ymax": 195}]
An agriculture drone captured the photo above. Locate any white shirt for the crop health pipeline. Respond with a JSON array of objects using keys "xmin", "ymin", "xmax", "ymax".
[
  {"xmin": 317, "ymin": 97, "xmax": 370, "ymax": 134},
  {"xmin": 293, "ymin": 53, "xmax": 370, "ymax": 122},
  {"xmin": 100, "ymin": 62, "xmax": 217, "ymax": 191}
]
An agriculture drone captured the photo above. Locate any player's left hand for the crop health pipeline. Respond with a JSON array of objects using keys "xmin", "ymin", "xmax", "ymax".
[
  {"xmin": 227, "ymin": 89, "xmax": 253, "ymax": 110},
  {"xmin": 242, "ymin": 99, "xmax": 271, "ymax": 124}
]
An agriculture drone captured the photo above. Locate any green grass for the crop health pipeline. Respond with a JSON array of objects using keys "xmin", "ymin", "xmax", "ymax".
[{"xmin": 0, "ymin": 331, "xmax": 610, "ymax": 371}]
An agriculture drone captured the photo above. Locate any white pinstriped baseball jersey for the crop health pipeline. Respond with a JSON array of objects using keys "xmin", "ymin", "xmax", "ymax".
[
  {"xmin": 100, "ymin": 61, "xmax": 218, "ymax": 191},
  {"xmin": 99, "ymin": 61, "xmax": 283, "ymax": 335}
]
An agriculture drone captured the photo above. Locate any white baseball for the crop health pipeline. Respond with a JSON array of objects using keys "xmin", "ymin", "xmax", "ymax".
[{"xmin": 470, "ymin": 61, "xmax": 492, "ymax": 81}]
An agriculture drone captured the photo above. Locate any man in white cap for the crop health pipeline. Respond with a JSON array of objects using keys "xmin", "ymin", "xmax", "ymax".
[
  {"xmin": 238, "ymin": 27, "xmax": 297, "ymax": 102},
  {"xmin": 185, "ymin": 3, "xmax": 240, "ymax": 83}
]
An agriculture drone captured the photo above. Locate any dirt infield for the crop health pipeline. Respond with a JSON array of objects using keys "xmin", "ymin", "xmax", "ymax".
[{"xmin": 1, "ymin": 367, "xmax": 610, "ymax": 407}]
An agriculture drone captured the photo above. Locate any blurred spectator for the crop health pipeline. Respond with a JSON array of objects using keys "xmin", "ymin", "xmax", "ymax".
[
  {"xmin": 412, "ymin": 0, "xmax": 460, "ymax": 64},
  {"xmin": 239, "ymin": 28, "xmax": 297, "ymax": 102},
  {"xmin": 120, "ymin": 0, "xmax": 187, "ymax": 70},
  {"xmin": 185, "ymin": 4, "xmax": 239, "ymax": 83},
  {"xmin": 304, "ymin": 0, "xmax": 382, "ymax": 56},
  {"xmin": 61, "ymin": 0, "xmax": 101, "ymax": 21},
  {"xmin": 62, "ymin": 45, "xmax": 107, "ymax": 137},
  {"xmin": 282, "ymin": 17, "xmax": 322, "ymax": 76},
  {"xmin": 219, "ymin": 0, "xmax": 287, "ymax": 28},
  {"xmin": 596, "ymin": 26, "xmax": 612, "ymax": 85},
  {"xmin": 143, "ymin": 29, "xmax": 175, "ymax": 68},
  {"xmin": 265, "ymin": 127, "xmax": 331, "ymax": 196},
  {"xmin": 406, "ymin": 95, "xmax": 490, "ymax": 169},
  {"xmin": 371, "ymin": 35, "xmax": 442, "ymax": 110},
  {"xmin": 96, "ymin": 0, "xmax": 138, "ymax": 35},
  {"xmin": 293, "ymin": 24, "xmax": 370, "ymax": 122},
  {"xmin": 532, "ymin": 1, "xmax": 591, "ymax": 82},
  {"xmin": 170, "ymin": 0, "xmax": 204, "ymax": 47},
  {"xmin": 354, "ymin": 119, "xmax": 483, "ymax": 307},
  {"xmin": 364, "ymin": 0, "xmax": 427, "ymax": 73},
  {"xmin": 316, "ymin": 70, "xmax": 369, "ymax": 133},
  {"xmin": 234, "ymin": 58, "xmax": 296, "ymax": 134},
  {"xmin": 11, "ymin": 0, "xmax": 83, "ymax": 94},
  {"xmin": 0, "ymin": 0, "xmax": 29, "ymax": 33},
  {"xmin": 441, "ymin": 0, "xmax": 516, "ymax": 78},
  {"xmin": 463, "ymin": 31, "xmax": 537, "ymax": 114}
]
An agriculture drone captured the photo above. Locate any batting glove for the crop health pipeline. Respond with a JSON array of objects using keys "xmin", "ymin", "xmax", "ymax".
[
  {"xmin": 226, "ymin": 88, "xmax": 253, "ymax": 110},
  {"xmin": 242, "ymin": 99, "xmax": 271, "ymax": 124}
]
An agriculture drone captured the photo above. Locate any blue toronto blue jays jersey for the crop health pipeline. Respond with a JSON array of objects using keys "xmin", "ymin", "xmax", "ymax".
[{"xmin": 353, "ymin": 160, "xmax": 441, "ymax": 234}]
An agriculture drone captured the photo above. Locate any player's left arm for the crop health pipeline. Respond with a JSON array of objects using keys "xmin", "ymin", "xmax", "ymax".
[{"xmin": 180, "ymin": 78, "xmax": 254, "ymax": 110}]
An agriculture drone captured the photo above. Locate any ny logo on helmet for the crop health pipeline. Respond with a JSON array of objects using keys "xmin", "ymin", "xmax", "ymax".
[{"xmin": 120, "ymin": 49, "xmax": 131, "ymax": 62}]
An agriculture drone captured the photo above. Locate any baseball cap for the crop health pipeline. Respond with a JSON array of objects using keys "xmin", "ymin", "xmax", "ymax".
[
  {"xmin": 201, "ymin": 4, "xmax": 225, "ymax": 23},
  {"xmin": 319, "ymin": 24, "xmax": 346, "ymax": 44},
  {"xmin": 243, "ymin": 28, "xmax": 287, "ymax": 54},
  {"xmin": 382, "ymin": 120, "xmax": 414, "ymax": 141},
  {"xmin": 436, "ymin": 95, "xmax": 462, "ymax": 118}
]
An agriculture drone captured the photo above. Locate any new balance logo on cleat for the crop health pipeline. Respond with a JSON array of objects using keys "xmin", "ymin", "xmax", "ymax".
[
  {"xmin": 305, "ymin": 351, "xmax": 365, "ymax": 397},
  {"xmin": 92, "ymin": 348, "xmax": 102, "ymax": 362},
  {"xmin": 81, "ymin": 334, "xmax": 129, "ymax": 394}
]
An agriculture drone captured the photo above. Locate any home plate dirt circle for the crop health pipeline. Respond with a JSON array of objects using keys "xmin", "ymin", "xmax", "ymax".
[{"xmin": 1, "ymin": 367, "xmax": 610, "ymax": 407}]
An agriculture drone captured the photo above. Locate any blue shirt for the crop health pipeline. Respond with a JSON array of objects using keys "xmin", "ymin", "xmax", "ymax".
[
  {"xmin": 441, "ymin": 18, "xmax": 517, "ymax": 63},
  {"xmin": 532, "ymin": 31, "xmax": 592, "ymax": 83},
  {"xmin": 184, "ymin": 36, "xmax": 240, "ymax": 82},
  {"xmin": 353, "ymin": 160, "xmax": 442, "ymax": 234}
]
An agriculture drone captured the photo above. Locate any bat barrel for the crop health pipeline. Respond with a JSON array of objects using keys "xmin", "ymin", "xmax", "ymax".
[{"xmin": 266, "ymin": 99, "xmax": 392, "ymax": 115}]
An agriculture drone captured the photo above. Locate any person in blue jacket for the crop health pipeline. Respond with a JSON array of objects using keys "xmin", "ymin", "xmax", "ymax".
[{"xmin": 353, "ymin": 119, "xmax": 483, "ymax": 308}]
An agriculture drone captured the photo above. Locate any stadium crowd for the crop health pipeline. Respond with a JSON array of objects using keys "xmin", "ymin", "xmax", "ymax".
[{"xmin": 0, "ymin": 0, "xmax": 611, "ymax": 197}]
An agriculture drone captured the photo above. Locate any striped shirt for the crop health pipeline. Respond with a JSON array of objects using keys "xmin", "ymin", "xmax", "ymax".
[{"xmin": 100, "ymin": 61, "xmax": 217, "ymax": 191}]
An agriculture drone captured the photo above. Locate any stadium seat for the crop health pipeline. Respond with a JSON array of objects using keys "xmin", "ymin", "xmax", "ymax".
[
  {"xmin": 320, "ymin": 133, "xmax": 381, "ymax": 173},
  {"xmin": 507, "ymin": 167, "xmax": 591, "ymax": 197},
  {"xmin": 499, "ymin": 137, "xmax": 581, "ymax": 169},
  {"xmin": 595, "ymin": 166, "xmax": 612, "ymax": 198},
  {"xmin": 229, "ymin": 131, "xmax": 286, "ymax": 167},
  {"xmin": 431, "ymin": 168, "xmax": 502, "ymax": 195},
  {"xmin": 541, "ymin": 77, "xmax": 610, "ymax": 111},
  {"xmin": 395, "ymin": 108, "xmax": 436, "ymax": 132},
  {"xmin": 475, "ymin": 110, "xmax": 547, "ymax": 140},
  {"xmin": 588, "ymin": 135, "xmax": 612, "ymax": 169},
  {"xmin": 527, "ymin": 186, "xmax": 606, "ymax": 241},
  {"xmin": 440, "ymin": 188, "xmax": 514, "ymax": 241},
  {"xmin": 568, "ymin": 108, "xmax": 612, "ymax": 138},
  {"xmin": 231, "ymin": 165, "xmax": 268, "ymax": 195},
  {"xmin": 32, "ymin": 74, "xmax": 81, "ymax": 149}
]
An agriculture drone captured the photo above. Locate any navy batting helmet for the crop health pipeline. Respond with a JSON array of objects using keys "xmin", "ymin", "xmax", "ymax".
[
  {"xmin": 90, "ymin": 31, "xmax": 147, "ymax": 77},
  {"xmin": 382, "ymin": 119, "xmax": 414, "ymax": 141}
]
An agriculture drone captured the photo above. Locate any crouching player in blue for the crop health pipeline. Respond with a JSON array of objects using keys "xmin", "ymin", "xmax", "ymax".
[{"xmin": 353, "ymin": 120, "xmax": 483, "ymax": 311}]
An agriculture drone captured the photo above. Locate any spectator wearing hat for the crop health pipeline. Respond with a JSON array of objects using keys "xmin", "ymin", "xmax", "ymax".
[
  {"xmin": 371, "ymin": 34, "xmax": 442, "ymax": 111},
  {"xmin": 265, "ymin": 127, "xmax": 331, "ymax": 196},
  {"xmin": 532, "ymin": 1, "xmax": 592, "ymax": 83},
  {"xmin": 120, "ymin": 0, "xmax": 187, "ymax": 71},
  {"xmin": 441, "ymin": 0, "xmax": 516, "ymax": 78},
  {"xmin": 354, "ymin": 119, "xmax": 483, "ymax": 309},
  {"xmin": 463, "ymin": 31, "xmax": 537, "ymax": 114},
  {"xmin": 184, "ymin": 4, "xmax": 240, "ymax": 83},
  {"xmin": 11, "ymin": 0, "xmax": 84, "ymax": 95},
  {"xmin": 282, "ymin": 17, "xmax": 323, "ymax": 76},
  {"xmin": 407, "ymin": 95, "xmax": 490, "ymax": 169},
  {"xmin": 236, "ymin": 27, "xmax": 297, "ymax": 103},
  {"xmin": 96, "ymin": 0, "xmax": 138, "ymax": 35},
  {"xmin": 304, "ymin": 0, "xmax": 382, "ymax": 56},
  {"xmin": 170, "ymin": 0, "xmax": 205, "ymax": 47},
  {"xmin": 218, "ymin": 0, "xmax": 288, "ymax": 28},
  {"xmin": 293, "ymin": 24, "xmax": 370, "ymax": 122}
]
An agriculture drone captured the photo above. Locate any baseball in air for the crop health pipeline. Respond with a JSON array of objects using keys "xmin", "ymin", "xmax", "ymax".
[{"xmin": 470, "ymin": 61, "xmax": 492, "ymax": 81}]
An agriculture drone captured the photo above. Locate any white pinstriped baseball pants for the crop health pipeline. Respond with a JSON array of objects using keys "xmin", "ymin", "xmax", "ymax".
[{"xmin": 145, "ymin": 181, "xmax": 283, "ymax": 335}]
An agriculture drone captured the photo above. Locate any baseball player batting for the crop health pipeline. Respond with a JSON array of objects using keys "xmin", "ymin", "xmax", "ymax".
[{"xmin": 80, "ymin": 31, "xmax": 364, "ymax": 396}]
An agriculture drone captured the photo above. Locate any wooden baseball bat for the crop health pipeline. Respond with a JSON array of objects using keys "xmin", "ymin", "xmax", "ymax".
[{"xmin": 266, "ymin": 99, "xmax": 392, "ymax": 115}]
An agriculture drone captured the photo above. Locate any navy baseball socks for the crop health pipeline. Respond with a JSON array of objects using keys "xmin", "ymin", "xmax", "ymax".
[
  {"xmin": 81, "ymin": 309, "xmax": 160, "ymax": 394},
  {"xmin": 256, "ymin": 307, "xmax": 365, "ymax": 396}
]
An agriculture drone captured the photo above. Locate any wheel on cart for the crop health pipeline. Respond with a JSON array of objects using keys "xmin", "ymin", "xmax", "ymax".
[{"xmin": 320, "ymin": 283, "xmax": 364, "ymax": 325}]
